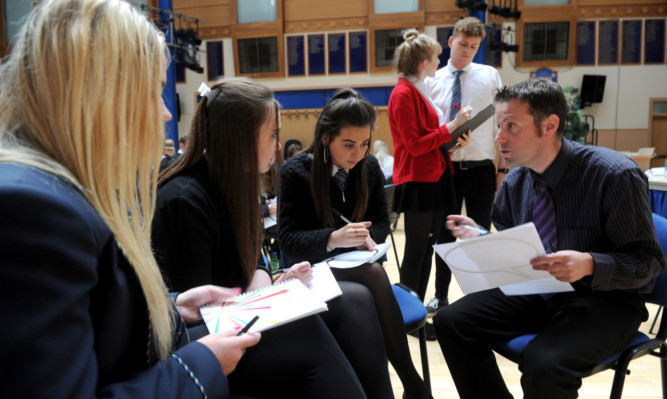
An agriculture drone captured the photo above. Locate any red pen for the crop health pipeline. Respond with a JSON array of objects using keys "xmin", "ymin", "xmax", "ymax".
[{"xmin": 454, "ymin": 104, "xmax": 461, "ymax": 111}]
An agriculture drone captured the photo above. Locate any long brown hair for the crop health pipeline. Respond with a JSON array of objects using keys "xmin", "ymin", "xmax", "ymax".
[
  {"xmin": 159, "ymin": 77, "xmax": 278, "ymax": 282},
  {"xmin": 305, "ymin": 88, "xmax": 376, "ymax": 226}
]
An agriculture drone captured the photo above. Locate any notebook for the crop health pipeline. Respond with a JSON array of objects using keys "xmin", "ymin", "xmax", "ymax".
[
  {"xmin": 200, "ymin": 279, "xmax": 328, "ymax": 334},
  {"xmin": 324, "ymin": 242, "xmax": 392, "ymax": 269}
]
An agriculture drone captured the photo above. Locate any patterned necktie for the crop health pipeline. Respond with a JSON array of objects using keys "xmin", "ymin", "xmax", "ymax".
[
  {"xmin": 334, "ymin": 168, "xmax": 348, "ymax": 192},
  {"xmin": 450, "ymin": 70, "xmax": 463, "ymax": 119},
  {"xmin": 533, "ymin": 179, "xmax": 558, "ymax": 254}
]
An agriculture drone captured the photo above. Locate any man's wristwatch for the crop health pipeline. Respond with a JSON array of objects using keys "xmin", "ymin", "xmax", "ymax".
[{"xmin": 497, "ymin": 168, "xmax": 509, "ymax": 174}]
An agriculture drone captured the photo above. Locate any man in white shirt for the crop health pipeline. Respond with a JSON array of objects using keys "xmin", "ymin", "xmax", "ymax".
[{"xmin": 424, "ymin": 17, "xmax": 506, "ymax": 317}]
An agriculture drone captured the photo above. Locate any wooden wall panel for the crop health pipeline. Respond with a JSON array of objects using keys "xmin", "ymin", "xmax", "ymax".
[
  {"xmin": 284, "ymin": 0, "xmax": 367, "ymax": 21},
  {"xmin": 174, "ymin": 0, "xmax": 231, "ymax": 38},
  {"xmin": 596, "ymin": 129, "xmax": 650, "ymax": 151}
]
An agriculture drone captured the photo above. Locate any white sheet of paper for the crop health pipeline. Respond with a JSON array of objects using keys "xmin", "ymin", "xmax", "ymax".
[
  {"xmin": 308, "ymin": 263, "xmax": 342, "ymax": 302},
  {"xmin": 263, "ymin": 216, "xmax": 277, "ymax": 229},
  {"xmin": 433, "ymin": 223, "xmax": 573, "ymax": 295},
  {"xmin": 326, "ymin": 242, "xmax": 392, "ymax": 269}
]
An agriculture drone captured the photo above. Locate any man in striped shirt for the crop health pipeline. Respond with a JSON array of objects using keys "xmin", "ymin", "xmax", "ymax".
[{"xmin": 433, "ymin": 78, "xmax": 666, "ymax": 399}]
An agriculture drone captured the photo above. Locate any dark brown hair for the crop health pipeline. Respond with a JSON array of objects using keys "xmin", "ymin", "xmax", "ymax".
[
  {"xmin": 305, "ymin": 88, "xmax": 376, "ymax": 227},
  {"xmin": 159, "ymin": 77, "xmax": 279, "ymax": 281}
]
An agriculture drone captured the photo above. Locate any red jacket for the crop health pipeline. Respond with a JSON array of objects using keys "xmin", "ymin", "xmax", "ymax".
[{"xmin": 388, "ymin": 78, "xmax": 453, "ymax": 186}]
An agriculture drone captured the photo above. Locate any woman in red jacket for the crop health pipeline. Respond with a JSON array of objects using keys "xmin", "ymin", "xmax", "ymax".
[{"xmin": 388, "ymin": 29, "xmax": 472, "ymax": 311}]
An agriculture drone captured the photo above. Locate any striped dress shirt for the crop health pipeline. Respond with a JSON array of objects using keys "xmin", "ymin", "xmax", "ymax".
[{"xmin": 492, "ymin": 138, "xmax": 666, "ymax": 294}]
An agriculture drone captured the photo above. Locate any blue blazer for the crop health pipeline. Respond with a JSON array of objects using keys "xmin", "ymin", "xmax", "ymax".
[{"xmin": 0, "ymin": 163, "xmax": 228, "ymax": 398}]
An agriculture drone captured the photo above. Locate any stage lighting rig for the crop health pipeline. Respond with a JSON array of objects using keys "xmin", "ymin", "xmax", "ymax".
[
  {"xmin": 455, "ymin": 0, "xmax": 489, "ymax": 12},
  {"xmin": 139, "ymin": 3, "xmax": 205, "ymax": 74}
]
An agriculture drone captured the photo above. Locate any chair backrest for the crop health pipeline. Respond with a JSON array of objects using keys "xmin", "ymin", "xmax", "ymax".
[
  {"xmin": 647, "ymin": 213, "xmax": 667, "ymax": 307},
  {"xmin": 384, "ymin": 184, "xmax": 399, "ymax": 230}
]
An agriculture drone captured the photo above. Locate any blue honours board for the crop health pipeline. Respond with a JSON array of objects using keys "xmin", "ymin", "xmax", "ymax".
[
  {"xmin": 622, "ymin": 20, "xmax": 642, "ymax": 64},
  {"xmin": 328, "ymin": 33, "xmax": 346, "ymax": 74},
  {"xmin": 308, "ymin": 34, "xmax": 325, "ymax": 75},
  {"xmin": 486, "ymin": 27, "xmax": 502, "ymax": 67},
  {"xmin": 206, "ymin": 41, "xmax": 224, "ymax": 81},
  {"xmin": 287, "ymin": 36, "xmax": 305, "ymax": 77},
  {"xmin": 349, "ymin": 31, "xmax": 367, "ymax": 73},
  {"xmin": 576, "ymin": 21, "xmax": 596, "ymax": 65},
  {"xmin": 175, "ymin": 61, "xmax": 186, "ymax": 83},
  {"xmin": 645, "ymin": 19, "xmax": 666, "ymax": 64},
  {"xmin": 437, "ymin": 27, "xmax": 454, "ymax": 68},
  {"xmin": 598, "ymin": 20, "xmax": 619, "ymax": 64}
]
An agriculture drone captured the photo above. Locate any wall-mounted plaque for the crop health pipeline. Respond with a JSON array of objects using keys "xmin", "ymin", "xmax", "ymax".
[
  {"xmin": 206, "ymin": 41, "xmax": 224, "ymax": 81},
  {"xmin": 287, "ymin": 36, "xmax": 305, "ymax": 77},
  {"xmin": 349, "ymin": 31, "xmax": 367, "ymax": 73},
  {"xmin": 621, "ymin": 20, "xmax": 642, "ymax": 64},
  {"xmin": 598, "ymin": 20, "xmax": 619, "ymax": 65},
  {"xmin": 645, "ymin": 19, "xmax": 666, "ymax": 64},
  {"xmin": 328, "ymin": 33, "xmax": 346, "ymax": 74},
  {"xmin": 308, "ymin": 34, "xmax": 325, "ymax": 75},
  {"xmin": 437, "ymin": 27, "xmax": 454, "ymax": 67},
  {"xmin": 576, "ymin": 21, "xmax": 595, "ymax": 65}
]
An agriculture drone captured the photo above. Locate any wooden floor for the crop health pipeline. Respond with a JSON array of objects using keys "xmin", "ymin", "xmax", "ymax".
[{"xmin": 384, "ymin": 218, "xmax": 664, "ymax": 399}]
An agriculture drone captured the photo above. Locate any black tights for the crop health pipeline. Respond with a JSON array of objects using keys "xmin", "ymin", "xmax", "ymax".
[
  {"xmin": 320, "ymin": 281, "xmax": 393, "ymax": 399},
  {"xmin": 331, "ymin": 264, "xmax": 431, "ymax": 399},
  {"xmin": 228, "ymin": 314, "xmax": 365, "ymax": 398},
  {"xmin": 400, "ymin": 210, "xmax": 444, "ymax": 301}
]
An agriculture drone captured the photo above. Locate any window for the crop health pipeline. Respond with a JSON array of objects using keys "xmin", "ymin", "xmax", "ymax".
[
  {"xmin": 237, "ymin": 37, "xmax": 279, "ymax": 74},
  {"xmin": 236, "ymin": 0, "xmax": 276, "ymax": 24},
  {"xmin": 374, "ymin": 0, "xmax": 418, "ymax": 14},
  {"xmin": 522, "ymin": 22, "xmax": 569, "ymax": 62},
  {"xmin": 523, "ymin": 0, "xmax": 569, "ymax": 5},
  {"xmin": 374, "ymin": 28, "xmax": 405, "ymax": 67}
]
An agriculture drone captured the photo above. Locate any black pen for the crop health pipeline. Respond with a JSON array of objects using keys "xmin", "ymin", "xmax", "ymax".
[
  {"xmin": 332, "ymin": 208, "xmax": 352, "ymax": 224},
  {"xmin": 455, "ymin": 221, "xmax": 491, "ymax": 236},
  {"xmin": 236, "ymin": 315, "xmax": 260, "ymax": 336}
]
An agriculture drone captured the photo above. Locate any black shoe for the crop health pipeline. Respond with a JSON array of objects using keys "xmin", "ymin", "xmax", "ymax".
[
  {"xmin": 407, "ymin": 321, "xmax": 436, "ymax": 341},
  {"xmin": 425, "ymin": 296, "xmax": 449, "ymax": 317}
]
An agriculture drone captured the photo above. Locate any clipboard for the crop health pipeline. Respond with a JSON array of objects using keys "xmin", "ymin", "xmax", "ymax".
[{"xmin": 441, "ymin": 104, "xmax": 495, "ymax": 150}]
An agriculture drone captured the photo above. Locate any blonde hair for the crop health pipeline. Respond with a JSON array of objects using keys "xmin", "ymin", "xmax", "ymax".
[
  {"xmin": 372, "ymin": 139, "xmax": 389, "ymax": 165},
  {"xmin": 0, "ymin": 0, "xmax": 174, "ymax": 359},
  {"xmin": 394, "ymin": 28, "xmax": 442, "ymax": 77}
]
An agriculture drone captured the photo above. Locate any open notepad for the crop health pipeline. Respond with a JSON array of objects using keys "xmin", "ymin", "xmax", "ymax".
[
  {"xmin": 200, "ymin": 279, "xmax": 328, "ymax": 334},
  {"xmin": 324, "ymin": 242, "xmax": 392, "ymax": 269},
  {"xmin": 200, "ymin": 264, "xmax": 342, "ymax": 334}
]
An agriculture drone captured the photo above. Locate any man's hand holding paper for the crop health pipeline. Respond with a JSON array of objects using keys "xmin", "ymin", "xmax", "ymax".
[{"xmin": 435, "ymin": 219, "xmax": 574, "ymax": 295}]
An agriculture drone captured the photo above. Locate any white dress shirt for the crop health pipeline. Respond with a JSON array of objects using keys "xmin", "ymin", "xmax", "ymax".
[{"xmin": 425, "ymin": 60, "xmax": 502, "ymax": 162}]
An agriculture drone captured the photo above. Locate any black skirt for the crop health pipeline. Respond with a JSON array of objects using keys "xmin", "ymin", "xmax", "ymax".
[{"xmin": 392, "ymin": 167, "xmax": 457, "ymax": 214}]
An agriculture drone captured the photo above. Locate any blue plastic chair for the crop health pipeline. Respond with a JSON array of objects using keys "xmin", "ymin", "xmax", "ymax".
[
  {"xmin": 492, "ymin": 213, "xmax": 667, "ymax": 399},
  {"xmin": 392, "ymin": 283, "xmax": 431, "ymax": 394}
]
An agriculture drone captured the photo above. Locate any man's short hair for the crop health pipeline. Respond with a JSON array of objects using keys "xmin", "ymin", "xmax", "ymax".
[
  {"xmin": 494, "ymin": 78, "xmax": 568, "ymax": 136},
  {"xmin": 453, "ymin": 17, "xmax": 486, "ymax": 40}
]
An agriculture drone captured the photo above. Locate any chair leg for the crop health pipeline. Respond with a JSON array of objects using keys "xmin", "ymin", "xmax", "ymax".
[
  {"xmin": 609, "ymin": 358, "xmax": 632, "ymax": 399},
  {"xmin": 660, "ymin": 347, "xmax": 667, "ymax": 399},
  {"xmin": 390, "ymin": 231, "xmax": 400, "ymax": 273},
  {"xmin": 650, "ymin": 306, "xmax": 663, "ymax": 335},
  {"xmin": 418, "ymin": 326, "xmax": 431, "ymax": 394}
]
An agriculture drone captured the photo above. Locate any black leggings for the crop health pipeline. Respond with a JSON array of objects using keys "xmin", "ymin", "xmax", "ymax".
[
  {"xmin": 319, "ymin": 281, "xmax": 393, "ymax": 399},
  {"xmin": 400, "ymin": 210, "xmax": 445, "ymax": 301},
  {"xmin": 331, "ymin": 264, "xmax": 430, "ymax": 399},
  {"xmin": 227, "ymin": 314, "xmax": 366, "ymax": 398}
]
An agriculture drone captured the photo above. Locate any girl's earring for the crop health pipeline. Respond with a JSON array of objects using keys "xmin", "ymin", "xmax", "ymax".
[{"xmin": 323, "ymin": 147, "xmax": 329, "ymax": 164}]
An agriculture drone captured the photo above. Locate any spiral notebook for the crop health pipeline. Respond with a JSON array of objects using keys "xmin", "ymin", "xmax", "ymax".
[{"xmin": 200, "ymin": 279, "xmax": 329, "ymax": 334}]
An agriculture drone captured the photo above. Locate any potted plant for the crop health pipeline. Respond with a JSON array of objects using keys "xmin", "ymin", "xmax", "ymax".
[{"xmin": 562, "ymin": 86, "xmax": 590, "ymax": 143}]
